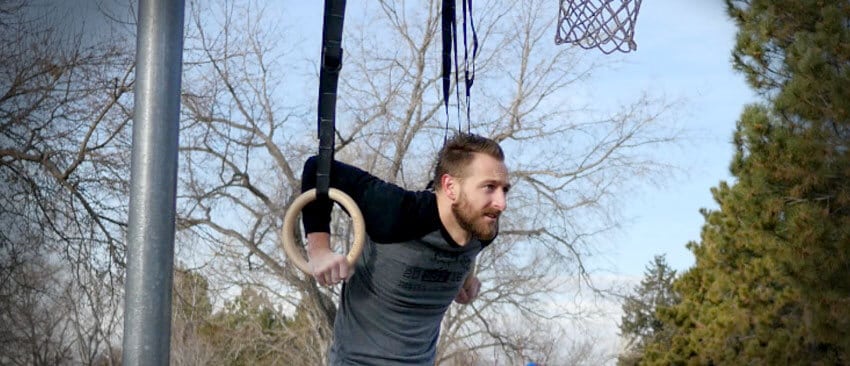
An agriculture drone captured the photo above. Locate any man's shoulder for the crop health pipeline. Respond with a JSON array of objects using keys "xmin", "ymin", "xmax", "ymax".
[{"xmin": 362, "ymin": 188, "xmax": 440, "ymax": 243}]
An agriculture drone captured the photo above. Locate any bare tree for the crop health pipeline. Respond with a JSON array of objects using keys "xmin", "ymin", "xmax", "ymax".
[
  {"xmin": 0, "ymin": 2, "xmax": 135, "ymax": 364},
  {"xmin": 0, "ymin": 231, "xmax": 74, "ymax": 366},
  {"xmin": 176, "ymin": 0, "xmax": 334, "ymax": 363}
]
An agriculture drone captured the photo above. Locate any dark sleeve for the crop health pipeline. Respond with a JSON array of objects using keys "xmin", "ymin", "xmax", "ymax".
[{"xmin": 300, "ymin": 156, "xmax": 440, "ymax": 243}]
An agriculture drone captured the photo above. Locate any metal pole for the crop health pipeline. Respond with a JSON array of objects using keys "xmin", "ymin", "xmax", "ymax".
[{"xmin": 122, "ymin": 0, "xmax": 184, "ymax": 364}]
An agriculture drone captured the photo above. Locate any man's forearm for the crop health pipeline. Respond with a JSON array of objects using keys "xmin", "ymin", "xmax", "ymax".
[{"xmin": 307, "ymin": 232, "xmax": 333, "ymax": 258}]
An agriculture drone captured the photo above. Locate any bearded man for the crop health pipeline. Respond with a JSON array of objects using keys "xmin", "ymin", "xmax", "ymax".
[{"xmin": 301, "ymin": 133, "xmax": 511, "ymax": 365}]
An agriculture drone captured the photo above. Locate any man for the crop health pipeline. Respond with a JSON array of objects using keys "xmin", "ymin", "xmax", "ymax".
[{"xmin": 301, "ymin": 133, "xmax": 510, "ymax": 365}]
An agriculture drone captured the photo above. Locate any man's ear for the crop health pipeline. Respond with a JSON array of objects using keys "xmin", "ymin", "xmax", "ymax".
[{"xmin": 440, "ymin": 174, "xmax": 457, "ymax": 200}]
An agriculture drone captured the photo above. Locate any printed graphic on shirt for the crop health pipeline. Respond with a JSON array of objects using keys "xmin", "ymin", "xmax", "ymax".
[{"xmin": 396, "ymin": 251, "xmax": 473, "ymax": 292}]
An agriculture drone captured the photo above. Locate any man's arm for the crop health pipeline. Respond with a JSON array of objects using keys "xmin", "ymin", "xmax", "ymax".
[
  {"xmin": 300, "ymin": 156, "xmax": 439, "ymax": 243},
  {"xmin": 298, "ymin": 156, "xmax": 439, "ymax": 286}
]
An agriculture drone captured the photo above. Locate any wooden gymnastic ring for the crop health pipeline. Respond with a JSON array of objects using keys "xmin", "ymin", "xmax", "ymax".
[{"xmin": 281, "ymin": 188, "xmax": 366, "ymax": 274}]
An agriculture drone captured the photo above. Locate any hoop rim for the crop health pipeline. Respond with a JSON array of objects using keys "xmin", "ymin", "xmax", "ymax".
[{"xmin": 281, "ymin": 188, "xmax": 366, "ymax": 275}]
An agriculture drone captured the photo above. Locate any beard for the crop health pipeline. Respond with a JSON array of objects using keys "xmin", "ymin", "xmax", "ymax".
[{"xmin": 452, "ymin": 192, "xmax": 500, "ymax": 241}]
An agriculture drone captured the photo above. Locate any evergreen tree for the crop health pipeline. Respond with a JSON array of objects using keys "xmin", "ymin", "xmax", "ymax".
[
  {"xmin": 618, "ymin": 255, "xmax": 679, "ymax": 365},
  {"xmin": 643, "ymin": 0, "xmax": 850, "ymax": 364}
]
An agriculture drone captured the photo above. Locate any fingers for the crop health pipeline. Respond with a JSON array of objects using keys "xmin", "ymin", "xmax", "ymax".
[
  {"xmin": 316, "ymin": 270, "xmax": 337, "ymax": 286},
  {"xmin": 309, "ymin": 255, "xmax": 350, "ymax": 287},
  {"xmin": 338, "ymin": 260, "xmax": 353, "ymax": 281},
  {"xmin": 469, "ymin": 279, "xmax": 481, "ymax": 299},
  {"xmin": 319, "ymin": 268, "xmax": 339, "ymax": 286},
  {"xmin": 455, "ymin": 276, "xmax": 481, "ymax": 304},
  {"xmin": 455, "ymin": 288, "xmax": 470, "ymax": 304},
  {"xmin": 312, "ymin": 266, "xmax": 328, "ymax": 286},
  {"xmin": 329, "ymin": 259, "xmax": 351, "ymax": 284},
  {"xmin": 331, "ymin": 264, "xmax": 341, "ymax": 283}
]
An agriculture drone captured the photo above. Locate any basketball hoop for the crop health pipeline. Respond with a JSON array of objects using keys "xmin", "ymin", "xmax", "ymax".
[{"xmin": 556, "ymin": 0, "xmax": 642, "ymax": 54}]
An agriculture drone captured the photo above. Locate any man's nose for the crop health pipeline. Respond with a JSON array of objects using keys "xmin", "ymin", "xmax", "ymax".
[{"xmin": 492, "ymin": 191, "xmax": 507, "ymax": 212}]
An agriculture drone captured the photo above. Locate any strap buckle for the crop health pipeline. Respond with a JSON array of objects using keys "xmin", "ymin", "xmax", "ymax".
[{"xmin": 322, "ymin": 45, "xmax": 343, "ymax": 72}]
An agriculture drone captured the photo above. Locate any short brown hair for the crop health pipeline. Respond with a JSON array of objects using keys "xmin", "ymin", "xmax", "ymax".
[{"xmin": 433, "ymin": 133, "xmax": 504, "ymax": 191}]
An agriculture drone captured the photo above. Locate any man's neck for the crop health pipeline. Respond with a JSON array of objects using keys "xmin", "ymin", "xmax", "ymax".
[{"xmin": 436, "ymin": 193, "xmax": 471, "ymax": 246}]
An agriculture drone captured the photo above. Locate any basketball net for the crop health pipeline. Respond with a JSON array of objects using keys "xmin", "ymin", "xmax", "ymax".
[{"xmin": 556, "ymin": 0, "xmax": 642, "ymax": 54}]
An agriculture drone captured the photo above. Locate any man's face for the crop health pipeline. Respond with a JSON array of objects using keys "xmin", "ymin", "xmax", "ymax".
[{"xmin": 451, "ymin": 153, "xmax": 510, "ymax": 241}]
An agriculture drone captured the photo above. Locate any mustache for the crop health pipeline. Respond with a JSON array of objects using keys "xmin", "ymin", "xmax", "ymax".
[{"xmin": 482, "ymin": 209, "xmax": 501, "ymax": 218}]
